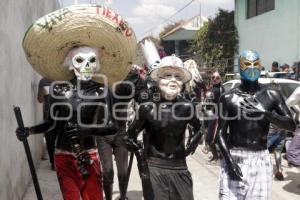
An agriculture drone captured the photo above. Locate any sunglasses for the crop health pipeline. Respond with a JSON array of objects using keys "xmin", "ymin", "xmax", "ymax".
[
  {"xmin": 211, "ymin": 76, "xmax": 220, "ymax": 80},
  {"xmin": 159, "ymin": 72, "xmax": 184, "ymax": 82}
]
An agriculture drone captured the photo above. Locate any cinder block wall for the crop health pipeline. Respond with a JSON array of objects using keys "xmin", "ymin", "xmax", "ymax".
[{"xmin": 0, "ymin": 0, "xmax": 60, "ymax": 199}]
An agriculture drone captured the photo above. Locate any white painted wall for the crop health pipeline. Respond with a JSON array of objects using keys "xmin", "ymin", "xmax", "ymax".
[
  {"xmin": 0, "ymin": 0, "xmax": 60, "ymax": 199},
  {"xmin": 235, "ymin": 0, "xmax": 300, "ymax": 71}
]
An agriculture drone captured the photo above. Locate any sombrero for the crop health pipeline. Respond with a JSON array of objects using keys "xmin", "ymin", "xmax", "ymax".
[
  {"xmin": 23, "ymin": 4, "xmax": 137, "ymax": 85},
  {"xmin": 150, "ymin": 55, "xmax": 192, "ymax": 83}
]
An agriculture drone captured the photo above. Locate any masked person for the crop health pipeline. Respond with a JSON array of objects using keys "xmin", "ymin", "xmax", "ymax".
[
  {"xmin": 205, "ymin": 71, "xmax": 224, "ymax": 164},
  {"xmin": 97, "ymin": 79, "xmax": 136, "ymax": 200},
  {"xmin": 183, "ymin": 59, "xmax": 205, "ymax": 102},
  {"xmin": 216, "ymin": 50, "xmax": 295, "ymax": 200},
  {"xmin": 37, "ymin": 77, "xmax": 57, "ymax": 170},
  {"xmin": 15, "ymin": 5, "xmax": 136, "ymax": 200},
  {"xmin": 266, "ymin": 82, "xmax": 288, "ymax": 181},
  {"xmin": 125, "ymin": 54, "xmax": 202, "ymax": 200},
  {"xmin": 267, "ymin": 123, "xmax": 286, "ymax": 181},
  {"xmin": 286, "ymin": 86, "xmax": 300, "ymax": 167},
  {"xmin": 98, "ymin": 63, "xmax": 153, "ymax": 200}
]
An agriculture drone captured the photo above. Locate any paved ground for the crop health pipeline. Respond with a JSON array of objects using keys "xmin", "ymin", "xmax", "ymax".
[{"xmin": 23, "ymin": 145, "xmax": 300, "ymax": 200}]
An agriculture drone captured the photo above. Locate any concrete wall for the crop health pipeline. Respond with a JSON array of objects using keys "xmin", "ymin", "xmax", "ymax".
[
  {"xmin": 235, "ymin": 0, "xmax": 300, "ymax": 71},
  {"xmin": 0, "ymin": 0, "xmax": 60, "ymax": 199}
]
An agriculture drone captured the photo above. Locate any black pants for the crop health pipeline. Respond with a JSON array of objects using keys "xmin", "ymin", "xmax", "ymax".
[
  {"xmin": 97, "ymin": 134, "xmax": 128, "ymax": 186},
  {"xmin": 205, "ymin": 119, "xmax": 217, "ymax": 145},
  {"xmin": 205, "ymin": 119, "xmax": 219, "ymax": 159},
  {"xmin": 148, "ymin": 165, "xmax": 194, "ymax": 200},
  {"xmin": 44, "ymin": 130, "xmax": 57, "ymax": 165}
]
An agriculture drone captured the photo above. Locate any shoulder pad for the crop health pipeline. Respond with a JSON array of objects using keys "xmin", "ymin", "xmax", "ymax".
[
  {"xmin": 97, "ymin": 86, "xmax": 105, "ymax": 95},
  {"xmin": 51, "ymin": 82, "xmax": 73, "ymax": 96}
]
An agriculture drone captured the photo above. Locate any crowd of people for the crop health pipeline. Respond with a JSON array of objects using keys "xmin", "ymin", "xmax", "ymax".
[
  {"xmin": 267, "ymin": 61, "xmax": 300, "ymax": 80},
  {"xmin": 13, "ymin": 4, "xmax": 300, "ymax": 200}
]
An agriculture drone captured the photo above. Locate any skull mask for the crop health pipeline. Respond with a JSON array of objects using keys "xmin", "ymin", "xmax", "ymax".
[{"xmin": 64, "ymin": 46, "xmax": 100, "ymax": 81}]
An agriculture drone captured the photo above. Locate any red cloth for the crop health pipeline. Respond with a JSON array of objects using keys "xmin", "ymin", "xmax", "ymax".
[{"xmin": 55, "ymin": 151, "xmax": 103, "ymax": 200}]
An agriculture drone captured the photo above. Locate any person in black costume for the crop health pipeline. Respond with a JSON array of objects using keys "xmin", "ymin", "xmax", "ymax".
[
  {"xmin": 97, "ymin": 123, "xmax": 129, "ymax": 200},
  {"xmin": 205, "ymin": 71, "xmax": 224, "ymax": 163},
  {"xmin": 37, "ymin": 77, "xmax": 57, "ymax": 170},
  {"xmin": 216, "ymin": 50, "xmax": 296, "ymax": 200},
  {"xmin": 16, "ymin": 46, "xmax": 117, "ymax": 200},
  {"xmin": 16, "ymin": 5, "xmax": 137, "ymax": 199},
  {"xmin": 183, "ymin": 59, "xmax": 206, "ymax": 102},
  {"xmin": 126, "ymin": 55, "xmax": 202, "ymax": 200},
  {"xmin": 96, "ymin": 65, "xmax": 148, "ymax": 200},
  {"xmin": 286, "ymin": 86, "xmax": 300, "ymax": 167}
]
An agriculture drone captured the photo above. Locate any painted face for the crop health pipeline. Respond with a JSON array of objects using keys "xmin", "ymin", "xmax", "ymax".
[
  {"xmin": 65, "ymin": 46, "xmax": 100, "ymax": 81},
  {"xmin": 158, "ymin": 70, "xmax": 183, "ymax": 100},
  {"xmin": 211, "ymin": 72, "xmax": 221, "ymax": 85},
  {"xmin": 239, "ymin": 50, "xmax": 261, "ymax": 82}
]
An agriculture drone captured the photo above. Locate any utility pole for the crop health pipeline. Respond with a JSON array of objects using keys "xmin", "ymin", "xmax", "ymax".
[{"xmin": 297, "ymin": 61, "xmax": 300, "ymax": 81}]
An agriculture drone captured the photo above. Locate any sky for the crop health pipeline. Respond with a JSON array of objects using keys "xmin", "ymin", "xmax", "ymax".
[{"xmin": 60, "ymin": 0, "xmax": 234, "ymax": 40}]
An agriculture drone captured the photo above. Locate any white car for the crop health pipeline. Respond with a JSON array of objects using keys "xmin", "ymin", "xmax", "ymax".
[
  {"xmin": 223, "ymin": 78, "xmax": 300, "ymax": 99},
  {"xmin": 265, "ymin": 72, "xmax": 292, "ymax": 78}
]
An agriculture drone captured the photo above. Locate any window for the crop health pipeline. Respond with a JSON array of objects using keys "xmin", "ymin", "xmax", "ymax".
[
  {"xmin": 247, "ymin": 0, "xmax": 275, "ymax": 19},
  {"xmin": 277, "ymin": 83, "xmax": 300, "ymax": 99},
  {"xmin": 264, "ymin": 83, "xmax": 299, "ymax": 98}
]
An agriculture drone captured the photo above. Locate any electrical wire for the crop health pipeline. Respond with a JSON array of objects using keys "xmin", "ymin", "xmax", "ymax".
[
  {"xmin": 142, "ymin": 0, "xmax": 196, "ymax": 36},
  {"xmin": 132, "ymin": 0, "xmax": 176, "ymax": 23}
]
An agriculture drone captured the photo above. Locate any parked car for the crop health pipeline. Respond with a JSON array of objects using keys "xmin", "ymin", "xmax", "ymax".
[
  {"xmin": 223, "ymin": 78, "xmax": 300, "ymax": 99},
  {"xmin": 224, "ymin": 71, "xmax": 268, "ymax": 81},
  {"xmin": 265, "ymin": 72, "xmax": 292, "ymax": 79}
]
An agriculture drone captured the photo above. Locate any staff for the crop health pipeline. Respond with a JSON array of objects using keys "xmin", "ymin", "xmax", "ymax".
[{"xmin": 14, "ymin": 106, "xmax": 43, "ymax": 200}]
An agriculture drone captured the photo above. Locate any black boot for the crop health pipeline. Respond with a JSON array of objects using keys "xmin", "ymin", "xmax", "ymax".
[{"xmin": 103, "ymin": 184, "xmax": 113, "ymax": 200}]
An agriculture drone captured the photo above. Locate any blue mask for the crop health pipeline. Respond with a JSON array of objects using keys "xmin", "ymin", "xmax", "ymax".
[{"xmin": 239, "ymin": 50, "xmax": 261, "ymax": 82}]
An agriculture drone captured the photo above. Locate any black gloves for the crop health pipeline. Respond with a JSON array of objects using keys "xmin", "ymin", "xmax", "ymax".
[
  {"xmin": 123, "ymin": 135, "xmax": 140, "ymax": 152},
  {"xmin": 226, "ymin": 161, "xmax": 243, "ymax": 181},
  {"xmin": 186, "ymin": 132, "xmax": 202, "ymax": 156},
  {"xmin": 77, "ymin": 152, "xmax": 93, "ymax": 179},
  {"xmin": 15, "ymin": 127, "xmax": 30, "ymax": 141}
]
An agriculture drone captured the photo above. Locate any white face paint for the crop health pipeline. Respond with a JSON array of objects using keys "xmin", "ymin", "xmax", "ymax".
[
  {"xmin": 64, "ymin": 46, "xmax": 100, "ymax": 81},
  {"xmin": 158, "ymin": 71, "xmax": 183, "ymax": 100},
  {"xmin": 211, "ymin": 72, "xmax": 221, "ymax": 85}
]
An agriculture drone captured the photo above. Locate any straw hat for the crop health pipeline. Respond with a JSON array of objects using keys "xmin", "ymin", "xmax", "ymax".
[
  {"xmin": 23, "ymin": 4, "xmax": 137, "ymax": 85},
  {"xmin": 150, "ymin": 55, "xmax": 192, "ymax": 83}
]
